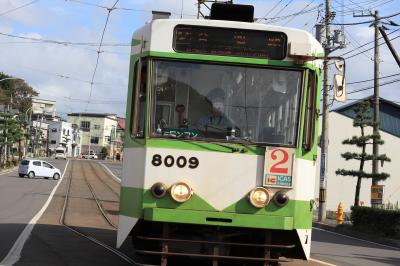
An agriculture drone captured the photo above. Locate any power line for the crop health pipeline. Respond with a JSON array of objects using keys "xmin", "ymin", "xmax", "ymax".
[
  {"xmin": 271, "ymin": 0, "xmax": 295, "ymax": 19},
  {"xmin": 347, "ymin": 72, "xmax": 400, "ymax": 84},
  {"xmin": 261, "ymin": 4, "xmax": 321, "ymax": 24},
  {"xmin": 65, "ymin": 0, "xmax": 196, "ymax": 17},
  {"xmin": 348, "ymin": 78, "xmax": 400, "ymax": 94},
  {"xmin": 0, "ymin": 32, "xmax": 130, "ymax": 47},
  {"xmin": 330, "ymin": 10, "xmax": 400, "ymax": 25},
  {"xmin": 282, "ymin": 0, "xmax": 316, "ymax": 26},
  {"xmin": 0, "ymin": 0, "xmax": 40, "ymax": 16},
  {"xmin": 85, "ymin": 0, "xmax": 120, "ymax": 112},
  {"xmin": 344, "ymin": 34, "xmax": 400, "ymax": 60},
  {"xmin": 257, "ymin": 0, "xmax": 283, "ymax": 22}
]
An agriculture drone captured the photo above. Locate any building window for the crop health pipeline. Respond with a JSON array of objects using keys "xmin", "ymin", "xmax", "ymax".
[
  {"xmin": 90, "ymin": 137, "xmax": 99, "ymax": 144},
  {"xmin": 94, "ymin": 125, "xmax": 100, "ymax": 130},
  {"xmin": 50, "ymin": 140, "xmax": 57, "ymax": 144},
  {"xmin": 63, "ymin": 129, "xmax": 66, "ymax": 135},
  {"xmin": 81, "ymin": 121, "xmax": 90, "ymax": 131}
]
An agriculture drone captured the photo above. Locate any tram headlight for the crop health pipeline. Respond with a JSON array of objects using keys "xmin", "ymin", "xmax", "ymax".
[
  {"xmin": 273, "ymin": 191, "xmax": 289, "ymax": 207},
  {"xmin": 249, "ymin": 187, "xmax": 270, "ymax": 208},
  {"xmin": 170, "ymin": 182, "xmax": 193, "ymax": 203},
  {"xmin": 151, "ymin": 182, "xmax": 167, "ymax": 198}
]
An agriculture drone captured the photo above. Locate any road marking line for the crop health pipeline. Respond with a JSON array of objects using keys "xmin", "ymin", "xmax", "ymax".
[
  {"xmin": 98, "ymin": 162, "xmax": 121, "ymax": 183},
  {"xmin": 0, "ymin": 160, "xmax": 70, "ymax": 266},
  {"xmin": 313, "ymin": 226, "xmax": 400, "ymax": 250},
  {"xmin": 309, "ymin": 258, "xmax": 337, "ymax": 266}
]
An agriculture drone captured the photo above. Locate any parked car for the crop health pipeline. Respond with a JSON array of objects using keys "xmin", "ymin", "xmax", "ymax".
[
  {"xmin": 82, "ymin": 151, "xmax": 98, "ymax": 159},
  {"xmin": 55, "ymin": 146, "xmax": 67, "ymax": 160},
  {"xmin": 18, "ymin": 160, "xmax": 61, "ymax": 179}
]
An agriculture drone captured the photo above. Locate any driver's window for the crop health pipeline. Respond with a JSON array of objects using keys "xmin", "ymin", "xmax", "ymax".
[{"xmin": 132, "ymin": 60, "xmax": 147, "ymax": 138}]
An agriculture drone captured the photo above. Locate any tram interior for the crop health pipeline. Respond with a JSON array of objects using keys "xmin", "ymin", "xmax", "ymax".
[{"xmin": 152, "ymin": 61, "xmax": 301, "ymax": 145}]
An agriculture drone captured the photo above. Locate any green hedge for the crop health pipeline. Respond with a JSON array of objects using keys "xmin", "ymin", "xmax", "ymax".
[{"xmin": 351, "ymin": 206, "xmax": 400, "ymax": 237}]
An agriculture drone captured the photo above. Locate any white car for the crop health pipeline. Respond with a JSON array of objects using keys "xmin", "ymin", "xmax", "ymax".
[
  {"xmin": 18, "ymin": 160, "xmax": 61, "ymax": 180},
  {"xmin": 82, "ymin": 153, "xmax": 98, "ymax": 159}
]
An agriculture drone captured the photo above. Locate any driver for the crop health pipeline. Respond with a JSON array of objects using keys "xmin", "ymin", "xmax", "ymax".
[{"xmin": 197, "ymin": 88, "xmax": 233, "ymax": 137}]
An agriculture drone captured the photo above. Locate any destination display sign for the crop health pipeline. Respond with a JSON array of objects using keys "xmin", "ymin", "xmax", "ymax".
[{"xmin": 173, "ymin": 25, "xmax": 287, "ymax": 60}]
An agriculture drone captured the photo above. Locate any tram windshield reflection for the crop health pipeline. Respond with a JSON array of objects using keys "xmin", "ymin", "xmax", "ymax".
[{"xmin": 151, "ymin": 60, "xmax": 302, "ymax": 145}]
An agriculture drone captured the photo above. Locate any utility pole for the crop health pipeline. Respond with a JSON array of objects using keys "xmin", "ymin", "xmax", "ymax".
[
  {"xmin": 354, "ymin": 10, "xmax": 381, "ymax": 208},
  {"xmin": 372, "ymin": 11, "xmax": 380, "ymax": 209},
  {"xmin": 318, "ymin": 0, "xmax": 331, "ymax": 222},
  {"xmin": 316, "ymin": 0, "xmax": 346, "ymax": 222}
]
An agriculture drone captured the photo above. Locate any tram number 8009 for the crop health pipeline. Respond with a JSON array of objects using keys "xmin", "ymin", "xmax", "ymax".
[{"xmin": 151, "ymin": 154, "xmax": 199, "ymax": 169}]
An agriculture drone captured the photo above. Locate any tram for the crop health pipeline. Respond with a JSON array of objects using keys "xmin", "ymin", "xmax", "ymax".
[{"xmin": 118, "ymin": 3, "xmax": 323, "ymax": 265}]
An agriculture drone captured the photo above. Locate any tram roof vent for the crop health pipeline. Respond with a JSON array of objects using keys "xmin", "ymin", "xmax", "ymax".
[
  {"xmin": 210, "ymin": 3, "xmax": 254, "ymax": 23},
  {"xmin": 152, "ymin": 11, "xmax": 171, "ymax": 20}
]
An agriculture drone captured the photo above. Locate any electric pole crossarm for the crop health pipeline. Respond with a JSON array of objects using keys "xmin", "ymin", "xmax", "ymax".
[{"xmin": 378, "ymin": 26, "xmax": 400, "ymax": 68}]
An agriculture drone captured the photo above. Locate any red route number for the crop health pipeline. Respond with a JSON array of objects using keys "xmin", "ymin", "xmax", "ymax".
[{"xmin": 269, "ymin": 149, "xmax": 289, "ymax": 174}]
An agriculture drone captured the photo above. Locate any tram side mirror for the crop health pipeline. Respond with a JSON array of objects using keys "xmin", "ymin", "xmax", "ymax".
[
  {"xmin": 333, "ymin": 74, "xmax": 346, "ymax": 102},
  {"xmin": 333, "ymin": 60, "xmax": 346, "ymax": 102}
]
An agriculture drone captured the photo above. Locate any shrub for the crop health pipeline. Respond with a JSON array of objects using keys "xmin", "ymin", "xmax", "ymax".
[{"xmin": 351, "ymin": 206, "xmax": 400, "ymax": 238}]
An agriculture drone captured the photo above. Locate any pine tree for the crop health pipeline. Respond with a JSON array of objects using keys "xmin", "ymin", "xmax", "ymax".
[{"xmin": 336, "ymin": 100, "xmax": 391, "ymax": 207}]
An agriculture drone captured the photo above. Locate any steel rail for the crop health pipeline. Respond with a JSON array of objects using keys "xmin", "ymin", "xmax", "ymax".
[
  {"xmin": 81, "ymin": 162, "xmax": 118, "ymax": 229},
  {"xmin": 59, "ymin": 160, "xmax": 135, "ymax": 265},
  {"xmin": 88, "ymin": 161, "xmax": 120, "ymax": 198}
]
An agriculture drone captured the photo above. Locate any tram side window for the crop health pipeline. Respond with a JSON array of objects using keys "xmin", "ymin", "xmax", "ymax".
[
  {"xmin": 132, "ymin": 60, "xmax": 147, "ymax": 138},
  {"xmin": 303, "ymin": 70, "xmax": 317, "ymax": 151}
]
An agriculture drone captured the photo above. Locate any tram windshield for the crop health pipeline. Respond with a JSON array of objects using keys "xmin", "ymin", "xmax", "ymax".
[{"xmin": 151, "ymin": 60, "xmax": 302, "ymax": 145}]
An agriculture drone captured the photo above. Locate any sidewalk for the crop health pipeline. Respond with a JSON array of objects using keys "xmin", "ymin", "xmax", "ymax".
[{"xmin": 313, "ymin": 218, "xmax": 400, "ymax": 249}]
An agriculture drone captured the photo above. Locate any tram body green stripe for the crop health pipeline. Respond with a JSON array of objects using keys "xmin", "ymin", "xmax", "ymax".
[
  {"xmin": 144, "ymin": 208, "xmax": 294, "ymax": 230},
  {"xmin": 119, "ymin": 187, "xmax": 313, "ymax": 229}
]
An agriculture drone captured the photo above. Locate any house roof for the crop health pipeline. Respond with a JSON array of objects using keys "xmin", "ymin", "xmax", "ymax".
[
  {"xmin": 68, "ymin": 113, "xmax": 117, "ymax": 118},
  {"xmin": 333, "ymin": 95, "xmax": 400, "ymax": 138}
]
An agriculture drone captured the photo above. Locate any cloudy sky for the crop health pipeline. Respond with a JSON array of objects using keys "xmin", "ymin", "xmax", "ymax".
[{"xmin": 0, "ymin": 0, "xmax": 399, "ymax": 118}]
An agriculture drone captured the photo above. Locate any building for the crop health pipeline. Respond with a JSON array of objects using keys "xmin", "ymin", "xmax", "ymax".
[
  {"xmin": 47, "ymin": 121, "xmax": 82, "ymax": 157},
  {"xmin": 315, "ymin": 96, "xmax": 400, "ymax": 211},
  {"xmin": 114, "ymin": 117, "xmax": 125, "ymax": 160},
  {"xmin": 67, "ymin": 113, "xmax": 119, "ymax": 156},
  {"xmin": 31, "ymin": 98, "xmax": 56, "ymax": 120}
]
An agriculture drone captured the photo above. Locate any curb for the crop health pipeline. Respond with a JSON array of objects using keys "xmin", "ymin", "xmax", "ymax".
[{"xmin": 313, "ymin": 222, "xmax": 400, "ymax": 249}]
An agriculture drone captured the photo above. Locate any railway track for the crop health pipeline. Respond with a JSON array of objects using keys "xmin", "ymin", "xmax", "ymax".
[{"xmin": 59, "ymin": 160, "xmax": 134, "ymax": 265}]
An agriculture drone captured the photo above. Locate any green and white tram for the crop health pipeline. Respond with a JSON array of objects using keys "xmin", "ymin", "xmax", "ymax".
[{"xmin": 118, "ymin": 4, "xmax": 323, "ymax": 265}]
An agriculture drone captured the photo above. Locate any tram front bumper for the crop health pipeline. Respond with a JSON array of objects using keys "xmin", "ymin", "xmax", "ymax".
[{"xmin": 143, "ymin": 208, "xmax": 294, "ymax": 230}]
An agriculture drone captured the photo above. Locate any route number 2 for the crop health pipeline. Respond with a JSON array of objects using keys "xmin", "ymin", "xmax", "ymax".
[{"xmin": 270, "ymin": 149, "xmax": 289, "ymax": 174}]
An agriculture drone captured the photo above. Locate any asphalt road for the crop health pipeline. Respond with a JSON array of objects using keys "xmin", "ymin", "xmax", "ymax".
[
  {"xmin": 1, "ymin": 160, "xmax": 399, "ymax": 266},
  {"xmin": 310, "ymin": 227, "xmax": 400, "ymax": 266},
  {"xmin": 0, "ymin": 158, "xmax": 68, "ymax": 262},
  {"xmin": 100, "ymin": 161, "xmax": 122, "ymax": 179},
  {"xmin": 101, "ymin": 162, "xmax": 400, "ymax": 265}
]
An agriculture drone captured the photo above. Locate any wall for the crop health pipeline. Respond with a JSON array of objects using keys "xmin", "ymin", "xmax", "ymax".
[{"xmin": 315, "ymin": 112, "xmax": 399, "ymax": 211}]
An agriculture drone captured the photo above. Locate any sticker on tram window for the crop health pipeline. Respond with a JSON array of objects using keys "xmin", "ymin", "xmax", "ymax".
[{"xmin": 263, "ymin": 147, "xmax": 294, "ymax": 188}]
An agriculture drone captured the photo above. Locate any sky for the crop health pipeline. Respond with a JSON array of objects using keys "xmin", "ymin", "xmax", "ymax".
[{"xmin": 0, "ymin": 0, "xmax": 399, "ymax": 119}]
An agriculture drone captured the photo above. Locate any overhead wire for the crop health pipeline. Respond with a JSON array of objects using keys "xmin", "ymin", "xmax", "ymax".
[
  {"xmin": 66, "ymin": 0, "xmax": 196, "ymax": 17},
  {"xmin": 270, "ymin": 0, "xmax": 295, "ymax": 19},
  {"xmin": 261, "ymin": 4, "xmax": 322, "ymax": 24},
  {"xmin": 348, "ymin": 78, "xmax": 400, "ymax": 94},
  {"xmin": 257, "ymin": 0, "xmax": 283, "ymax": 22},
  {"xmin": 0, "ymin": 0, "xmax": 40, "ymax": 16},
  {"xmin": 347, "ymin": 73, "xmax": 400, "ymax": 85},
  {"xmin": 330, "ymin": 10, "xmax": 400, "ymax": 26},
  {"xmin": 85, "ymin": 0, "xmax": 120, "ymax": 112},
  {"xmin": 282, "ymin": 0, "xmax": 316, "ymax": 26}
]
